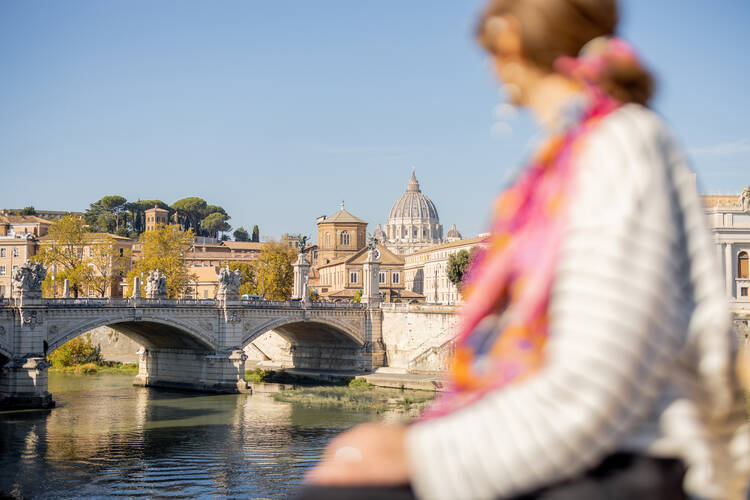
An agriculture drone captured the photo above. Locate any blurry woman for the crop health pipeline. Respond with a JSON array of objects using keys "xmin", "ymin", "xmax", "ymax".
[{"xmin": 301, "ymin": 0, "xmax": 750, "ymax": 498}]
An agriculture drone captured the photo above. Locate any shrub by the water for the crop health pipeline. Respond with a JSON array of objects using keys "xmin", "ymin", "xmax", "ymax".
[{"xmin": 48, "ymin": 336, "xmax": 104, "ymax": 368}]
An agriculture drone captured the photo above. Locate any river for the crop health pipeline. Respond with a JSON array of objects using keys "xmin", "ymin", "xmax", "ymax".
[{"xmin": 0, "ymin": 373, "xmax": 380, "ymax": 499}]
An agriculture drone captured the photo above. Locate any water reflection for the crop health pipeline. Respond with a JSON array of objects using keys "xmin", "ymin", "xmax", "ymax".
[{"xmin": 0, "ymin": 373, "xmax": 376, "ymax": 499}]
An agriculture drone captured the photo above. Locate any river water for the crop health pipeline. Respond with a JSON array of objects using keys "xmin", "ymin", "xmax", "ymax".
[{"xmin": 0, "ymin": 373, "xmax": 378, "ymax": 499}]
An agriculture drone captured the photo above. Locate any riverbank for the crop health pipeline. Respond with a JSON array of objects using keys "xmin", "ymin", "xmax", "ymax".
[
  {"xmin": 49, "ymin": 362, "xmax": 139, "ymax": 375},
  {"xmin": 245, "ymin": 369, "xmax": 437, "ymax": 415}
]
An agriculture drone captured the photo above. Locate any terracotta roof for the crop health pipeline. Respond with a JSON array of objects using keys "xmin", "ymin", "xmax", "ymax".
[
  {"xmin": 316, "ymin": 243, "xmax": 403, "ymax": 269},
  {"xmin": 0, "ymin": 214, "xmax": 52, "ymax": 225},
  {"xmin": 220, "ymin": 241, "xmax": 265, "ymax": 251},
  {"xmin": 318, "ymin": 209, "xmax": 367, "ymax": 225},
  {"xmin": 407, "ymin": 235, "xmax": 488, "ymax": 256},
  {"xmin": 38, "ymin": 232, "xmax": 135, "ymax": 243}
]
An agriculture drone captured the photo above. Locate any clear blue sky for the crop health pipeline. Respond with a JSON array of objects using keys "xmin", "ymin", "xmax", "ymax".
[{"xmin": 1, "ymin": 1, "xmax": 748, "ymax": 240}]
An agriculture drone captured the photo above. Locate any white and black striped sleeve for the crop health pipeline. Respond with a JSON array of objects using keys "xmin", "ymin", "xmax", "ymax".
[{"xmin": 406, "ymin": 107, "xmax": 689, "ymax": 500}]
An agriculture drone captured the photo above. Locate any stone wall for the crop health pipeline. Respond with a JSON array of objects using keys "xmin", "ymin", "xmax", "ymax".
[
  {"xmin": 86, "ymin": 327, "xmax": 142, "ymax": 364},
  {"xmin": 243, "ymin": 331, "xmax": 292, "ymax": 367},
  {"xmin": 380, "ymin": 303, "xmax": 459, "ymax": 372}
]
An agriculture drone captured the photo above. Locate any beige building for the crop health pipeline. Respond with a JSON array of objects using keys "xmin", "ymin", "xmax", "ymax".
[
  {"xmin": 39, "ymin": 232, "xmax": 136, "ymax": 298},
  {"xmin": 0, "ymin": 213, "xmax": 51, "ymax": 238},
  {"xmin": 315, "ymin": 204, "xmax": 368, "ymax": 266},
  {"xmin": 0, "ymin": 235, "xmax": 38, "ymax": 298},
  {"xmin": 186, "ymin": 240, "xmax": 264, "ymax": 268},
  {"xmin": 313, "ymin": 243, "xmax": 422, "ymax": 303},
  {"xmin": 404, "ymin": 236, "xmax": 488, "ymax": 305},
  {"xmin": 144, "ymin": 206, "xmax": 169, "ymax": 232},
  {"xmin": 703, "ymin": 187, "xmax": 750, "ymax": 317}
]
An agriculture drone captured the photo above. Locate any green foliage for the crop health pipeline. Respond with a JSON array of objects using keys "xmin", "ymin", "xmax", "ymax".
[
  {"xmin": 201, "ymin": 212, "xmax": 231, "ymax": 238},
  {"xmin": 272, "ymin": 386, "xmax": 435, "ymax": 413},
  {"xmin": 20, "ymin": 206, "xmax": 36, "ymax": 215},
  {"xmin": 348, "ymin": 377, "xmax": 372, "ymax": 388},
  {"xmin": 309, "ymin": 289, "xmax": 320, "ymax": 301},
  {"xmin": 447, "ymin": 249, "xmax": 476, "ymax": 290},
  {"xmin": 34, "ymin": 215, "xmax": 92, "ymax": 298},
  {"xmin": 254, "ymin": 240, "xmax": 296, "ymax": 300},
  {"xmin": 245, "ymin": 368, "xmax": 270, "ymax": 383},
  {"xmin": 352, "ymin": 289, "xmax": 362, "ymax": 303},
  {"xmin": 233, "ymin": 227, "xmax": 250, "ymax": 242},
  {"xmin": 127, "ymin": 224, "xmax": 197, "ymax": 298},
  {"xmin": 227, "ymin": 261, "xmax": 258, "ymax": 296},
  {"xmin": 48, "ymin": 336, "xmax": 104, "ymax": 368},
  {"xmin": 251, "ymin": 225, "xmax": 260, "ymax": 243}
]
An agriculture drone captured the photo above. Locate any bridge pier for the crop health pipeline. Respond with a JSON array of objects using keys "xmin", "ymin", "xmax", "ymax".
[
  {"xmin": 0, "ymin": 356, "xmax": 55, "ymax": 410},
  {"xmin": 133, "ymin": 348, "xmax": 248, "ymax": 393}
]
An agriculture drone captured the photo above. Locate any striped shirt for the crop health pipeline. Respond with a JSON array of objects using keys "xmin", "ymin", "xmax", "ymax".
[{"xmin": 406, "ymin": 105, "xmax": 750, "ymax": 500}]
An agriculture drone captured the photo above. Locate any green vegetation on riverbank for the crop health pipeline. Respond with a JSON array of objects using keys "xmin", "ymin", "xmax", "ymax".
[
  {"xmin": 47, "ymin": 335, "xmax": 138, "ymax": 375},
  {"xmin": 272, "ymin": 383, "xmax": 435, "ymax": 414},
  {"xmin": 49, "ymin": 362, "xmax": 139, "ymax": 375}
]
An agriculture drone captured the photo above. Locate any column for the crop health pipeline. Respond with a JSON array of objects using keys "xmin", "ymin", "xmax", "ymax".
[
  {"xmin": 362, "ymin": 249, "xmax": 381, "ymax": 306},
  {"xmin": 292, "ymin": 252, "xmax": 310, "ymax": 300},
  {"xmin": 725, "ymin": 243, "xmax": 734, "ymax": 298}
]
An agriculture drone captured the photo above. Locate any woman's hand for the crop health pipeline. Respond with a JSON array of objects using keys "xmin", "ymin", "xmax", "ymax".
[{"xmin": 305, "ymin": 423, "xmax": 411, "ymax": 486}]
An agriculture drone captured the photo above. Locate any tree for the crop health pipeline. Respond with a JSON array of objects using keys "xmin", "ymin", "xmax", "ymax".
[
  {"xmin": 253, "ymin": 240, "xmax": 296, "ymax": 300},
  {"xmin": 171, "ymin": 197, "xmax": 208, "ymax": 233},
  {"xmin": 34, "ymin": 215, "xmax": 92, "ymax": 298},
  {"xmin": 447, "ymin": 249, "xmax": 476, "ymax": 291},
  {"xmin": 226, "ymin": 261, "xmax": 257, "ymax": 296},
  {"xmin": 20, "ymin": 206, "xmax": 36, "ymax": 215},
  {"xmin": 233, "ymin": 227, "xmax": 250, "ymax": 242},
  {"xmin": 201, "ymin": 212, "xmax": 231, "ymax": 238},
  {"xmin": 88, "ymin": 236, "xmax": 132, "ymax": 297},
  {"xmin": 126, "ymin": 224, "xmax": 196, "ymax": 298},
  {"xmin": 85, "ymin": 195, "xmax": 128, "ymax": 234},
  {"xmin": 251, "ymin": 225, "xmax": 260, "ymax": 242}
]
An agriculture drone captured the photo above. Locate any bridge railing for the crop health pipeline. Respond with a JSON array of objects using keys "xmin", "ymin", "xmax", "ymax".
[{"xmin": 1, "ymin": 296, "xmax": 368, "ymax": 310}]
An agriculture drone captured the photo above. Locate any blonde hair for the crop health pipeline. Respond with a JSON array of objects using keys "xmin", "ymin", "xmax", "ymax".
[{"xmin": 477, "ymin": 0, "xmax": 655, "ymax": 105}]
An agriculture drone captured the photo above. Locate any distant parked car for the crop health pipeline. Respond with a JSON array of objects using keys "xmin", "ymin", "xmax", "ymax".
[{"xmin": 241, "ymin": 294, "xmax": 264, "ymax": 300}]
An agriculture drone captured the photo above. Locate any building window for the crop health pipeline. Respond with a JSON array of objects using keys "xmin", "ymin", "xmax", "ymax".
[
  {"xmin": 11, "ymin": 266, "xmax": 18, "ymax": 276},
  {"xmin": 341, "ymin": 231, "xmax": 350, "ymax": 246},
  {"xmin": 349, "ymin": 271, "xmax": 358, "ymax": 284},
  {"xmin": 739, "ymin": 251, "xmax": 749, "ymax": 279},
  {"xmin": 119, "ymin": 248, "xmax": 124, "ymax": 257},
  {"xmin": 325, "ymin": 232, "xmax": 331, "ymax": 246},
  {"xmin": 379, "ymin": 271, "xmax": 386, "ymax": 284},
  {"xmin": 392, "ymin": 271, "xmax": 400, "ymax": 284},
  {"xmin": 0, "ymin": 248, "xmax": 5, "ymax": 257},
  {"xmin": 0, "ymin": 266, "xmax": 5, "ymax": 276},
  {"xmin": 0, "ymin": 285, "xmax": 4, "ymax": 297},
  {"xmin": 741, "ymin": 287, "xmax": 749, "ymax": 297},
  {"xmin": 12, "ymin": 249, "xmax": 19, "ymax": 258}
]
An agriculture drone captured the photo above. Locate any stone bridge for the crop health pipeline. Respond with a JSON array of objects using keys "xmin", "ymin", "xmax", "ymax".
[{"xmin": 0, "ymin": 296, "xmax": 384, "ymax": 409}]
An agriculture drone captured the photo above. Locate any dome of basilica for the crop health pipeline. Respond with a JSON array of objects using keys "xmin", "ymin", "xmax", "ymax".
[
  {"xmin": 388, "ymin": 172, "xmax": 440, "ymax": 221},
  {"xmin": 383, "ymin": 170, "xmax": 443, "ymax": 255}
]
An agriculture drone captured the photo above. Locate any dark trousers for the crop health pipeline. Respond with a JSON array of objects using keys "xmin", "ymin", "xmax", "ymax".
[{"xmin": 294, "ymin": 452, "xmax": 686, "ymax": 500}]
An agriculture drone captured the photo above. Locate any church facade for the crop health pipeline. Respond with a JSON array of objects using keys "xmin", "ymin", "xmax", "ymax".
[{"xmin": 704, "ymin": 186, "xmax": 750, "ymax": 321}]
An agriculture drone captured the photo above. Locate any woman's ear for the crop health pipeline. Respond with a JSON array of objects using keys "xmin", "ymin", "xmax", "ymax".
[{"xmin": 493, "ymin": 15, "xmax": 523, "ymax": 59}]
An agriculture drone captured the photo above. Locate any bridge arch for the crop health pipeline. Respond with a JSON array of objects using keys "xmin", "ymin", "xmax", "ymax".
[
  {"xmin": 48, "ymin": 316, "xmax": 215, "ymax": 354},
  {"xmin": 242, "ymin": 317, "xmax": 363, "ymax": 348}
]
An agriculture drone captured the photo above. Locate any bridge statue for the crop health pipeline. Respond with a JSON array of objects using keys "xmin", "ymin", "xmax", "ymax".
[
  {"xmin": 145, "ymin": 270, "xmax": 168, "ymax": 299},
  {"xmin": 12, "ymin": 261, "xmax": 46, "ymax": 300},
  {"xmin": 217, "ymin": 267, "xmax": 242, "ymax": 301},
  {"xmin": 740, "ymin": 186, "xmax": 750, "ymax": 212}
]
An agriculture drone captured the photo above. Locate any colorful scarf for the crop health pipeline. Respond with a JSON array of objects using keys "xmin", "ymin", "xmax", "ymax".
[{"xmin": 422, "ymin": 38, "xmax": 637, "ymax": 419}]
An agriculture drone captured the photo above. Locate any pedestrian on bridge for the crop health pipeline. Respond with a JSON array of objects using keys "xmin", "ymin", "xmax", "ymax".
[{"xmin": 299, "ymin": 0, "xmax": 750, "ymax": 499}]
